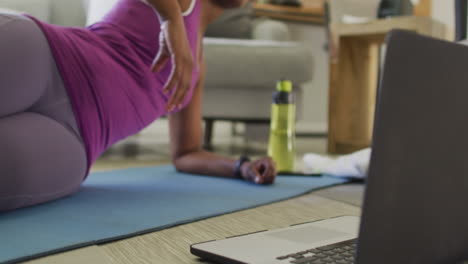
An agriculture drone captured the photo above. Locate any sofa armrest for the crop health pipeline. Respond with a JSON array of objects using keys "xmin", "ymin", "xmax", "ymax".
[
  {"xmin": 203, "ymin": 37, "xmax": 313, "ymax": 89},
  {"xmin": 251, "ymin": 17, "xmax": 291, "ymax": 41},
  {"xmin": 0, "ymin": 0, "xmax": 51, "ymax": 22}
]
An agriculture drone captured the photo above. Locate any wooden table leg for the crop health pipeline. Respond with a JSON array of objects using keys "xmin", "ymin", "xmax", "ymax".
[
  {"xmin": 328, "ymin": 36, "xmax": 382, "ymax": 154},
  {"xmin": 326, "ymin": 17, "xmax": 446, "ymax": 154}
]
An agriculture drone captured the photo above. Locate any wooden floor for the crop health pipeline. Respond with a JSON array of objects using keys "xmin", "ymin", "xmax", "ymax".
[{"xmin": 21, "ymin": 137, "xmax": 366, "ymax": 264}]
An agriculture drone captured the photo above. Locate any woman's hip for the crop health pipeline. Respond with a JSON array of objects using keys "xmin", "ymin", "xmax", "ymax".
[{"xmin": 0, "ymin": 13, "xmax": 84, "ymax": 146}]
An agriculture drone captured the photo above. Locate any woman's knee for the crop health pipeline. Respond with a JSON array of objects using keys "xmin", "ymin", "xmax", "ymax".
[
  {"xmin": 0, "ymin": 112, "xmax": 87, "ymax": 211},
  {"xmin": 0, "ymin": 142, "xmax": 83, "ymax": 212},
  {"xmin": 0, "ymin": 183, "xmax": 81, "ymax": 212},
  {"xmin": 0, "ymin": 112, "xmax": 88, "ymax": 182}
]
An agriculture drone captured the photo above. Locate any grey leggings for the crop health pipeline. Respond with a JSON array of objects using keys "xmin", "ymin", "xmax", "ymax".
[{"xmin": 0, "ymin": 14, "xmax": 88, "ymax": 212}]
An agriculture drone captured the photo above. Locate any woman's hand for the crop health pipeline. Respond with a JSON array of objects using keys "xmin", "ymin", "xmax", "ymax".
[
  {"xmin": 151, "ymin": 17, "xmax": 194, "ymax": 112},
  {"xmin": 240, "ymin": 157, "xmax": 277, "ymax": 185}
]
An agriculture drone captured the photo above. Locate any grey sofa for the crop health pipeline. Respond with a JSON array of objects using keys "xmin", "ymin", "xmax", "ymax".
[
  {"xmin": 202, "ymin": 4, "xmax": 313, "ymax": 147},
  {"xmin": 0, "ymin": 0, "xmax": 87, "ymax": 26}
]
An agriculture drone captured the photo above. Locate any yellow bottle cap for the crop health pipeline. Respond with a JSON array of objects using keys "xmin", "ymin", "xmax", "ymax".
[{"xmin": 277, "ymin": 80, "xmax": 292, "ymax": 92}]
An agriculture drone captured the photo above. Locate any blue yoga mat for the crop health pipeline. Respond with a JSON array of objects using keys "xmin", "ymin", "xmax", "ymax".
[{"xmin": 0, "ymin": 165, "xmax": 347, "ymax": 264}]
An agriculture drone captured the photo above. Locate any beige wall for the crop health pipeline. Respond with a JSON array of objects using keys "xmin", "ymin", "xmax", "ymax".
[
  {"xmin": 432, "ymin": 0, "xmax": 454, "ymax": 39},
  {"xmin": 432, "ymin": 0, "xmax": 454, "ymax": 28}
]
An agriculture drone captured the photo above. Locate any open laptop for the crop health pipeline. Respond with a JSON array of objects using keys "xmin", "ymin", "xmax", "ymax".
[{"xmin": 191, "ymin": 30, "xmax": 468, "ymax": 264}]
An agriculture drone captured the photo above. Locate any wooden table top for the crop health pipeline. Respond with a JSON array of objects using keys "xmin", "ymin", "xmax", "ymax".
[
  {"xmin": 330, "ymin": 16, "xmax": 446, "ymax": 38},
  {"xmin": 253, "ymin": 0, "xmax": 326, "ymax": 24}
]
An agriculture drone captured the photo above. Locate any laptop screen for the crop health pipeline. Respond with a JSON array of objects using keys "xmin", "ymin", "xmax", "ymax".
[
  {"xmin": 456, "ymin": 0, "xmax": 467, "ymax": 41},
  {"xmin": 356, "ymin": 30, "xmax": 468, "ymax": 264}
]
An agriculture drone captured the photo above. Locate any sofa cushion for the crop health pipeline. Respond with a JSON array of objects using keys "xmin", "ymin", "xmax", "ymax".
[
  {"xmin": 0, "ymin": 0, "xmax": 50, "ymax": 21},
  {"xmin": 0, "ymin": 7, "xmax": 21, "ymax": 15},
  {"xmin": 205, "ymin": 2, "xmax": 254, "ymax": 39},
  {"xmin": 203, "ymin": 37, "xmax": 313, "ymax": 89},
  {"xmin": 49, "ymin": 0, "xmax": 87, "ymax": 26},
  {"xmin": 252, "ymin": 17, "xmax": 291, "ymax": 41},
  {"xmin": 202, "ymin": 85, "xmax": 303, "ymax": 119}
]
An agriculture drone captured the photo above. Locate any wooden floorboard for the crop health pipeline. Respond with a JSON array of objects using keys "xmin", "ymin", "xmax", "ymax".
[
  {"xmin": 315, "ymin": 183, "xmax": 365, "ymax": 207},
  {"xmin": 22, "ymin": 246, "xmax": 114, "ymax": 264},
  {"xmin": 99, "ymin": 195, "xmax": 360, "ymax": 264}
]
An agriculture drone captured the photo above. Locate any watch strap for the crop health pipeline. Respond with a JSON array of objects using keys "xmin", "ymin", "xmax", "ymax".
[{"xmin": 234, "ymin": 156, "xmax": 251, "ymax": 178}]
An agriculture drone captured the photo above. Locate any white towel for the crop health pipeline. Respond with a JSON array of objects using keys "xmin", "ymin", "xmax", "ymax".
[
  {"xmin": 303, "ymin": 148, "xmax": 371, "ymax": 179},
  {"xmin": 341, "ymin": 14, "xmax": 373, "ymax": 24}
]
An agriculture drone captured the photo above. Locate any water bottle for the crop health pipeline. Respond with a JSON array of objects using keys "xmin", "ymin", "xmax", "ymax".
[{"xmin": 267, "ymin": 80, "xmax": 296, "ymax": 173}]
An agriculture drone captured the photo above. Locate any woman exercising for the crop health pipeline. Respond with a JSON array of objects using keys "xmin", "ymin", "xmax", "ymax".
[{"xmin": 0, "ymin": 0, "xmax": 277, "ymax": 212}]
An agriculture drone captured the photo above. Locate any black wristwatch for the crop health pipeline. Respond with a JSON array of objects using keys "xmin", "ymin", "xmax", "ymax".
[{"xmin": 234, "ymin": 156, "xmax": 251, "ymax": 178}]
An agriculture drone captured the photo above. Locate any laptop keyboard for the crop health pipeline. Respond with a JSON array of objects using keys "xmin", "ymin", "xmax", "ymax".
[{"xmin": 276, "ymin": 238, "xmax": 357, "ymax": 264}]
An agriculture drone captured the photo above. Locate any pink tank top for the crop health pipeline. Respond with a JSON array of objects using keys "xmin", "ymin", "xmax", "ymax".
[{"xmin": 26, "ymin": 0, "xmax": 201, "ymax": 176}]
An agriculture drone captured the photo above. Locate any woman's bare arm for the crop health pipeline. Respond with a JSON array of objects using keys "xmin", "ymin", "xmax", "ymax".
[
  {"xmin": 168, "ymin": 59, "xmax": 276, "ymax": 184},
  {"xmin": 168, "ymin": 59, "xmax": 236, "ymax": 177},
  {"xmin": 145, "ymin": 0, "xmax": 183, "ymax": 21},
  {"xmin": 144, "ymin": 0, "xmax": 194, "ymax": 112}
]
